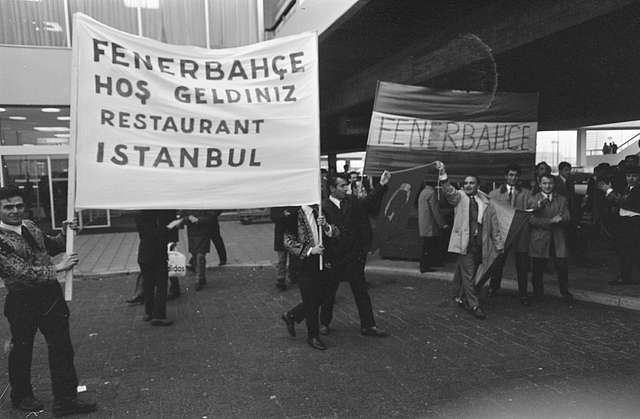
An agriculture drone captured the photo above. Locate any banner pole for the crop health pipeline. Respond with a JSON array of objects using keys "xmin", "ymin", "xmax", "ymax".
[{"xmin": 64, "ymin": 13, "xmax": 80, "ymax": 301}]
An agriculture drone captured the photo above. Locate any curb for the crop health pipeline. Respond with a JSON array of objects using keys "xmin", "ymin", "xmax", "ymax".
[
  {"xmin": 69, "ymin": 262, "xmax": 640, "ymax": 312},
  {"xmin": 365, "ymin": 265, "xmax": 640, "ymax": 312}
]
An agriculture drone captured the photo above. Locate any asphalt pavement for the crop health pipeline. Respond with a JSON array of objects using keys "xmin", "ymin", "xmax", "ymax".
[{"xmin": 1, "ymin": 266, "xmax": 639, "ymax": 418}]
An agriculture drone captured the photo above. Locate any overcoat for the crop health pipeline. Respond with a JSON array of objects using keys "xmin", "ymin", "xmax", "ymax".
[{"xmin": 526, "ymin": 192, "xmax": 570, "ymax": 258}]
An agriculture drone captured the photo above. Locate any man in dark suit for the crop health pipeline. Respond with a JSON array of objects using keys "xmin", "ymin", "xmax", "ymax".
[
  {"xmin": 487, "ymin": 163, "xmax": 531, "ymax": 304},
  {"xmin": 319, "ymin": 172, "xmax": 391, "ymax": 337},
  {"xmin": 417, "ymin": 182, "xmax": 447, "ymax": 272},
  {"xmin": 599, "ymin": 164, "xmax": 640, "ymax": 285},
  {"xmin": 526, "ymin": 175, "xmax": 573, "ymax": 303},
  {"xmin": 135, "ymin": 210, "xmax": 182, "ymax": 326}
]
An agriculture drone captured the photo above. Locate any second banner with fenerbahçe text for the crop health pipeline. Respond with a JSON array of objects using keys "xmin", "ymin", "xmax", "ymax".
[
  {"xmin": 72, "ymin": 13, "xmax": 320, "ymax": 210},
  {"xmin": 364, "ymin": 81, "xmax": 538, "ymax": 183}
]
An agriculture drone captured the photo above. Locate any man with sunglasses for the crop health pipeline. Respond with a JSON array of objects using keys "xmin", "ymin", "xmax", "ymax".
[{"xmin": 0, "ymin": 186, "xmax": 97, "ymax": 416}]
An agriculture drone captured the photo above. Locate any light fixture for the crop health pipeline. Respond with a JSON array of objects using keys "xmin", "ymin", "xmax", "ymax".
[
  {"xmin": 41, "ymin": 107, "xmax": 60, "ymax": 113},
  {"xmin": 56, "ymin": 116, "xmax": 70, "ymax": 121},
  {"xmin": 0, "ymin": 108, "xmax": 6, "ymax": 112},
  {"xmin": 9, "ymin": 116, "xmax": 26, "ymax": 120},
  {"xmin": 54, "ymin": 133, "xmax": 70, "ymax": 138},
  {"xmin": 34, "ymin": 126, "xmax": 69, "ymax": 132}
]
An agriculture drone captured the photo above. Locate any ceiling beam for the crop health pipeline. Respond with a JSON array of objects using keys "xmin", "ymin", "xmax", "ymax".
[{"xmin": 322, "ymin": 0, "xmax": 639, "ymax": 115}]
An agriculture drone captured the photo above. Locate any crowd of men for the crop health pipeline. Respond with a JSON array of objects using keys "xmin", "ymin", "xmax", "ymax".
[{"xmin": 0, "ymin": 154, "xmax": 638, "ymax": 414}]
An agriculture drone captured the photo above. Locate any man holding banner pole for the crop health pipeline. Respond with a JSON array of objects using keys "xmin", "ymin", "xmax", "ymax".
[
  {"xmin": 0, "ymin": 186, "xmax": 97, "ymax": 416},
  {"xmin": 319, "ymin": 172, "xmax": 390, "ymax": 337},
  {"xmin": 437, "ymin": 162, "xmax": 492, "ymax": 319}
]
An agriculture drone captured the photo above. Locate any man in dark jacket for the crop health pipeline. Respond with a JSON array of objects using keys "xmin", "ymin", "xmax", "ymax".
[
  {"xmin": 319, "ymin": 171, "xmax": 391, "ymax": 337},
  {"xmin": 0, "ymin": 186, "xmax": 96, "ymax": 416},
  {"xmin": 135, "ymin": 210, "xmax": 182, "ymax": 326}
]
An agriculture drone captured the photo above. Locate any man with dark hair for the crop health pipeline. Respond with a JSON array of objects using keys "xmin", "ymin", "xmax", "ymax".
[
  {"xmin": 0, "ymin": 186, "xmax": 97, "ymax": 416},
  {"xmin": 527, "ymin": 175, "xmax": 573, "ymax": 303},
  {"xmin": 437, "ymin": 165, "xmax": 493, "ymax": 319},
  {"xmin": 487, "ymin": 163, "xmax": 531, "ymax": 304},
  {"xmin": 319, "ymin": 171, "xmax": 390, "ymax": 337},
  {"xmin": 598, "ymin": 165, "xmax": 640, "ymax": 285}
]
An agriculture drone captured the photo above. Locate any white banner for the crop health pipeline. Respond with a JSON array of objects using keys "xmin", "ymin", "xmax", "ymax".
[{"xmin": 71, "ymin": 13, "xmax": 320, "ymax": 209}]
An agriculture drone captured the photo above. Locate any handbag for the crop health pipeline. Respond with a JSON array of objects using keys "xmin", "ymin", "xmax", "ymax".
[{"xmin": 167, "ymin": 242, "xmax": 187, "ymax": 277}]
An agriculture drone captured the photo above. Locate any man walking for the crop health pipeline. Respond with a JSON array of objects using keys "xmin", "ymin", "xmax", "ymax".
[
  {"xmin": 438, "ymin": 162, "xmax": 492, "ymax": 319},
  {"xmin": 527, "ymin": 175, "xmax": 574, "ymax": 303},
  {"xmin": 319, "ymin": 172, "xmax": 390, "ymax": 337},
  {"xmin": 487, "ymin": 164, "xmax": 531, "ymax": 304},
  {"xmin": 0, "ymin": 186, "xmax": 96, "ymax": 416},
  {"xmin": 280, "ymin": 205, "xmax": 337, "ymax": 350}
]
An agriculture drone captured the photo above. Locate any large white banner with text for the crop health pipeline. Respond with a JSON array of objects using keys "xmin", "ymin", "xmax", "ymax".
[{"xmin": 71, "ymin": 13, "xmax": 320, "ymax": 209}]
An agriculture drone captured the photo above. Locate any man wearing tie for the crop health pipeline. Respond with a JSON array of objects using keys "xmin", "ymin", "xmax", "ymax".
[
  {"xmin": 598, "ymin": 165, "xmax": 640, "ymax": 285},
  {"xmin": 527, "ymin": 174, "xmax": 573, "ymax": 303},
  {"xmin": 319, "ymin": 172, "xmax": 390, "ymax": 337},
  {"xmin": 487, "ymin": 164, "xmax": 531, "ymax": 305},
  {"xmin": 438, "ymin": 162, "xmax": 492, "ymax": 319}
]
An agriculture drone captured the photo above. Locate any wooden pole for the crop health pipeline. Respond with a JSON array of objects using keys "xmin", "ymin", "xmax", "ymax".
[{"xmin": 64, "ymin": 13, "xmax": 80, "ymax": 301}]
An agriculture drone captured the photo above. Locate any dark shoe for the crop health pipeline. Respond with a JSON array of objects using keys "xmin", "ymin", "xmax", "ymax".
[
  {"xmin": 150, "ymin": 318, "xmax": 174, "ymax": 326},
  {"xmin": 142, "ymin": 314, "xmax": 152, "ymax": 322},
  {"xmin": 12, "ymin": 395, "xmax": 44, "ymax": 412},
  {"xmin": 218, "ymin": 260, "xmax": 227, "ymax": 266},
  {"xmin": 276, "ymin": 282, "xmax": 287, "ymax": 291},
  {"xmin": 361, "ymin": 327, "xmax": 388, "ymax": 337},
  {"xmin": 319, "ymin": 325, "xmax": 330, "ymax": 335},
  {"xmin": 520, "ymin": 297, "xmax": 531, "ymax": 306},
  {"xmin": 307, "ymin": 337, "xmax": 327, "ymax": 350},
  {"xmin": 471, "ymin": 306, "xmax": 487, "ymax": 320},
  {"xmin": 126, "ymin": 294, "xmax": 144, "ymax": 305},
  {"xmin": 281, "ymin": 313, "xmax": 296, "ymax": 337},
  {"xmin": 453, "ymin": 297, "xmax": 465, "ymax": 308},
  {"xmin": 53, "ymin": 396, "xmax": 97, "ymax": 417}
]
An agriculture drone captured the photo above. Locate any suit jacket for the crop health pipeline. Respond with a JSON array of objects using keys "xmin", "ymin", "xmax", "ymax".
[
  {"xmin": 444, "ymin": 186, "xmax": 490, "ymax": 255},
  {"xmin": 270, "ymin": 206, "xmax": 297, "ymax": 251},
  {"xmin": 283, "ymin": 207, "xmax": 337, "ymax": 271},
  {"xmin": 418, "ymin": 186, "xmax": 445, "ymax": 237},
  {"xmin": 526, "ymin": 193, "xmax": 570, "ymax": 258},
  {"xmin": 489, "ymin": 184, "xmax": 530, "ymax": 252},
  {"xmin": 606, "ymin": 185, "xmax": 640, "ymax": 214},
  {"xmin": 135, "ymin": 210, "xmax": 179, "ymax": 262},
  {"xmin": 322, "ymin": 183, "xmax": 387, "ymax": 267}
]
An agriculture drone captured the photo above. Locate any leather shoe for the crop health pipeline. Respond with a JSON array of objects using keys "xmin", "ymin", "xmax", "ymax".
[
  {"xmin": 53, "ymin": 396, "xmax": 97, "ymax": 417},
  {"xmin": 12, "ymin": 395, "xmax": 44, "ymax": 412},
  {"xmin": 150, "ymin": 318, "xmax": 174, "ymax": 326},
  {"xmin": 281, "ymin": 313, "xmax": 296, "ymax": 337},
  {"xmin": 307, "ymin": 337, "xmax": 327, "ymax": 350},
  {"xmin": 471, "ymin": 306, "xmax": 487, "ymax": 319},
  {"xmin": 361, "ymin": 327, "xmax": 388, "ymax": 337},
  {"xmin": 319, "ymin": 325, "xmax": 330, "ymax": 336},
  {"xmin": 218, "ymin": 260, "xmax": 227, "ymax": 266},
  {"xmin": 126, "ymin": 294, "xmax": 144, "ymax": 305},
  {"xmin": 520, "ymin": 297, "xmax": 531, "ymax": 306}
]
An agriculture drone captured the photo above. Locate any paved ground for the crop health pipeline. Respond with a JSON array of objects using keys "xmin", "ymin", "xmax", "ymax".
[{"xmin": 1, "ymin": 266, "xmax": 639, "ymax": 418}]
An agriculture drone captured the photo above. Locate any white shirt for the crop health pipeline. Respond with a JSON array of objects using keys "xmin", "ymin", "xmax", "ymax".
[
  {"xmin": 329, "ymin": 195, "xmax": 341, "ymax": 209},
  {"xmin": 301, "ymin": 205, "xmax": 320, "ymax": 255},
  {"xmin": 542, "ymin": 192, "xmax": 553, "ymax": 202},
  {"xmin": 0, "ymin": 221, "xmax": 23, "ymax": 235}
]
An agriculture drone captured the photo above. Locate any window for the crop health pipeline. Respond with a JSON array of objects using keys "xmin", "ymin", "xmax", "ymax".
[{"xmin": 0, "ymin": 0, "xmax": 68, "ymax": 46}]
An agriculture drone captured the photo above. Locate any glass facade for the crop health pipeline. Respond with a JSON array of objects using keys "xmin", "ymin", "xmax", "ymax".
[{"xmin": 0, "ymin": 0, "xmax": 260, "ymax": 48}]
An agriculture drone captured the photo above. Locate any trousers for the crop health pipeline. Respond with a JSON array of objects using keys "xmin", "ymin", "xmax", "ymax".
[{"xmin": 4, "ymin": 283, "xmax": 78, "ymax": 402}]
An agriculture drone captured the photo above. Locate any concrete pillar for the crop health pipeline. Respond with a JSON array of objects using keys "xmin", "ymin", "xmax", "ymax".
[{"xmin": 576, "ymin": 128, "xmax": 587, "ymax": 169}]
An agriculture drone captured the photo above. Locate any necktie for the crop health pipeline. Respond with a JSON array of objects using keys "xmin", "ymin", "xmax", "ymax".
[
  {"xmin": 469, "ymin": 196, "xmax": 479, "ymax": 237},
  {"xmin": 508, "ymin": 187, "xmax": 514, "ymax": 207}
]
